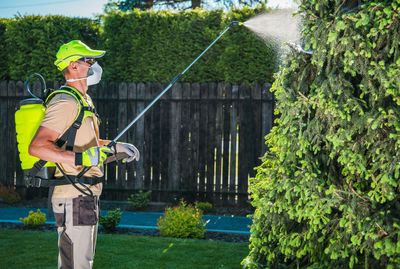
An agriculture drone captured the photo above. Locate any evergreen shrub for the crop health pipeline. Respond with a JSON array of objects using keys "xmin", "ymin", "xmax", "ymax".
[
  {"xmin": 194, "ymin": 201, "xmax": 213, "ymax": 213},
  {"xmin": 127, "ymin": 190, "xmax": 151, "ymax": 210},
  {"xmin": 1, "ymin": 8, "xmax": 276, "ymax": 83},
  {"xmin": 99, "ymin": 208, "xmax": 122, "ymax": 233},
  {"xmin": 158, "ymin": 200, "xmax": 206, "ymax": 239},
  {"xmin": 4, "ymin": 16, "xmax": 100, "ymax": 81},
  {"xmin": 20, "ymin": 209, "xmax": 46, "ymax": 228},
  {"xmin": 0, "ymin": 19, "xmax": 9, "ymax": 80},
  {"xmin": 244, "ymin": 1, "xmax": 400, "ymax": 268},
  {"xmin": 101, "ymin": 7, "xmax": 277, "ymax": 83}
]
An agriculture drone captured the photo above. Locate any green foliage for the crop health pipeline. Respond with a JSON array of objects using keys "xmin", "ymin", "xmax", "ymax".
[
  {"xmin": 19, "ymin": 209, "xmax": 46, "ymax": 228},
  {"xmin": 158, "ymin": 200, "xmax": 206, "ymax": 239},
  {"xmin": 127, "ymin": 190, "xmax": 151, "ymax": 210},
  {"xmin": 0, "ymin": 184, "xmax": 21, "ymax": 204},
  {"xmin": 245, "ymin": 0, "xmax": 400, "ymax": 268},
  {"xmin": 101, "ymin": 7, "xmax": 276, "ymax": 83},
  {"xmin": 0, "ymin": 8, "xmax": 275, "ymax": 83},
  {"xmin": 0, "ymin": 19, "xmax": 9, "ymax": 80},
  {"xmin": 194, "ymin": 201, "xmax": 213, "ymax": 213},
  {"xmin": 99, "ymin": 208, "xmax": 122, "ymax": 232},
  {"xmin": 4, "ymin": 15, "xmax": 101, "ymax": 81}
]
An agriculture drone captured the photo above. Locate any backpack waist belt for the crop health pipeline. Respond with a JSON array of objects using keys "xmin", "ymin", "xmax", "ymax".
[{"xmin": 26, "ymin": 176, "xmax": 103, "ymax": 188}]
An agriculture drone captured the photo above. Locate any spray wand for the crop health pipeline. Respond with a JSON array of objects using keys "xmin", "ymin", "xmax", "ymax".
[
  {"xmin": 110, "ymin": 20, "xmax": 242, "ymax": 147},
  {"xmin": 77, "ymin": 21, "xmax": 243, "ymax": 179}
]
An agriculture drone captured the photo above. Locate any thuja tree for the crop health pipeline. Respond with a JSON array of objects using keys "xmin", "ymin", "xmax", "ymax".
[{"xmin": 244, "ymin": 1, "xmax": 400, "ymax": 268}]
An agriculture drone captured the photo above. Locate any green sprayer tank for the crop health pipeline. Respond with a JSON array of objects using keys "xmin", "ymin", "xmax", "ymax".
[{"xmin": 15, "ymin": 98, "xmax": 54, "ymax": 170}]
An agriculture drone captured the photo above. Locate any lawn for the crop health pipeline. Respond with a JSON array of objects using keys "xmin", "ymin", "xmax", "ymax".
[{"xmin": 0, "ymin": 229, "xmax": 248, "ymax": 268}]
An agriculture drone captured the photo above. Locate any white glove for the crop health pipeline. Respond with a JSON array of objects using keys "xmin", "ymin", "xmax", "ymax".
[{"xmin": 115, "ymin": 142, "xmax": 140, "ymax": 163}]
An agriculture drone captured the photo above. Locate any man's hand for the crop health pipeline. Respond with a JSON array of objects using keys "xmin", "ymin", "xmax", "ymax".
[
  {"xmin": 75, "ymin": 146, "xmax": 114, "ymax": 167},
  {"xmin": 115, "ymin": 142, "xmax": 140, "ymax": 163}
]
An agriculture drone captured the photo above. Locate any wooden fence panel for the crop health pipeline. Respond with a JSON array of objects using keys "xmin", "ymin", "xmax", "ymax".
[
  {"xmin": 117, "ymin": 82, "xmax": 128, "ymax": 189},
  {"xmin": 229, "ymin": 85, "xmax": 239, "ymax": 203},
  {"xmin": 126, "ymin": 83, "xmax": 137, "ymax": 189},
  {"xmin": 221, "ymin": 83, "xmax": 231, "ymax": 204},
  {"xmin": 0, "ymin": 82, "xmax": 9, "ymax": 185},
  {"xmin": 15, "ymin": 81, "xmax": 25, "ymax": 187},
  {"xmin": 190, "ymin": 83, "xmax": 200, "ymax": 200},
  {"xmin": 0, "ymin": 81, "xmax": 274, "ymax": 206}
]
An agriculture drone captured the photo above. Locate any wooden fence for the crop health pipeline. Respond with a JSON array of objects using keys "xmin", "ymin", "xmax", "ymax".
[{"xmin": 0, "ymin": 81, "xmax": 274, "ymax": 206}]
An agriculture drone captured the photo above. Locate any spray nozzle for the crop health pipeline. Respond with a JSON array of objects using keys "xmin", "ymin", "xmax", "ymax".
[{"xmin": 230, "ymin": 21, "xmax": 243, "ymax": 27}]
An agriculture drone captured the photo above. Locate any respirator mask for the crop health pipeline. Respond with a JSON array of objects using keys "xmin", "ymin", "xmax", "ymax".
[{"xmin": 66, "ymin": 62, "xmax": 103, "ymax": 86}]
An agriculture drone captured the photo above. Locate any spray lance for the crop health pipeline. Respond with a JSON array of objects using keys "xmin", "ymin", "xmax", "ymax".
[{"xmin": 77, "ymin": 21, "xmax": 244, "ymax": 180}]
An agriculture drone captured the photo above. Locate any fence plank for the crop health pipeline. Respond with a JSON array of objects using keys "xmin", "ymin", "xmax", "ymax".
[
  {"xmin": 159, "ymin": 87, "xmax": 170, "ymax": 201},
  {"xmin": 198, "ymin": 83, "xmax": 209, "ymax": 201},
  {"xmin": 180, "ymin": 83, "xmax": 191, "ymax": 195},
  {"xmin": 135, "ymin": 83, "xmax": 146, "ymax": 190},
  {"xmin": 222, "ymin": 83, "xmax": 231, "ymax": 203},
  {"xmin": 144, "ymin": 83, "xmax": 152, "ymax": 190},
  {"xmin": 6, "ymin": 81, "xmax": 16, "ymax": 186},
  {"xmin": 238, "ymin": 83, "xmax": 251, "ymax": 204},
  {"xmin": 206, "ymin": 82, "xmax": 217, "ymax": 202},
  {"xmin": 151, "ymin": 83, "xmax": 162, "ymax": 194},
  {"xmin": 15, "ymin": 81, "xmax": 25, "ymax": 188},
  {"xmin": 229, "ymin": 85, "xmax": 239, "ymax": 204},
  {"xmin": 0, "ymin": 81, "xmax": 8, "ymax": 186},
  {"xmin": 105, "ymin": 82, "xmax": 118, "ymax": 189},
  {"xmin": 214, "ymin": 83, "xmax": 225, "ymax": 205},
  {"xmin": 190, "ymin": 83, "xmax": 200, "ymax": 201},
  {"xmin": 117, "ymin": 82, "xmax": 128, "ymax": 189},
  {"xmin": 168, "ymin": 83, "xmax": 182, "ymax": 193},
  {"xmin": 126, "ymin": 83, "xmax": 137, "ymax": 190}
]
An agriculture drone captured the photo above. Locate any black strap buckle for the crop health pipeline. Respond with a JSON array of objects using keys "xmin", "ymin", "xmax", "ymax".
[
  {"xmin": 73, "ymin": 121, "xmax": 82, "ymax": 129},
  {"xmin": 24, "ymin": 175, "xmax": 42, "ymax": 188}
]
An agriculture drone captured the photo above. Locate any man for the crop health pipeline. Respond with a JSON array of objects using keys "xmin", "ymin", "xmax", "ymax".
[{"xmin": 29, "ymin": 40, "xmax": 139, "ymax": 269}]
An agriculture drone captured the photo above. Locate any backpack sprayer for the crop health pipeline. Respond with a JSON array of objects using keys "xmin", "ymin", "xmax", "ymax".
[{"xmin": 15, "ymin": 21, "xmax": 243, "ymax": 196}]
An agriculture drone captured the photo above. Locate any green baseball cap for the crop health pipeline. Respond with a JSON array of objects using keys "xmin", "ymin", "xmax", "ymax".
[{"xmin": 54, "ymin": 40, "xmax": 105, "ymax": 71}]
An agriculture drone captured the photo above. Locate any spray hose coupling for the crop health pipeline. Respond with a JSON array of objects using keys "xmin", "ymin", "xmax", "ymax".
[{"xmin": 229, "ymin": 21, "xmax": 243, "ymax": 27}]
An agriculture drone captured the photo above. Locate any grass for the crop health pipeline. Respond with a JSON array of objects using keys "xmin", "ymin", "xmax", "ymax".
[{"xmin": 0, "ymin": 229, "xmax": 248, "ymax": 268}]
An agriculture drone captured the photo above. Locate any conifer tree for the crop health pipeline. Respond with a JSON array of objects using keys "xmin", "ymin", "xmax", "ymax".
[{"xmin": 244, "ymin": 1, "xmax": 400, "ymax": 268}]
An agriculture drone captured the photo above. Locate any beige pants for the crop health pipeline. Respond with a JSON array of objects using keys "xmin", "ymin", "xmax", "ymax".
[{"xmin": 52, "ymin": 196, "xmax": 99, "ymax": 269}]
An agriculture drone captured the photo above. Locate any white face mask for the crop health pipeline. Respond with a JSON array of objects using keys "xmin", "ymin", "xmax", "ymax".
[
  {"xmin": 66, "ymin": 62, "xmax": 103, "ymax": 86},
  {"xmin": 87, "ymin": 62, "xmax": 103, "ymax": 86}
]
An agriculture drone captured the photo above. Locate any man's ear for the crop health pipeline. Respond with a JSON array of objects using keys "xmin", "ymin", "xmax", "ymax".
[{"xmin": 69, "ymin": 62, "xmax": 79, "ymax": 71}]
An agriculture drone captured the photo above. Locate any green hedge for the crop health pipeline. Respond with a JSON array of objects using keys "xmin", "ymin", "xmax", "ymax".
[
  {"xmin": 0, "ymin": 19, "xmax": 9, "ymax": 80},
  {"xmin": 3, "ymin": 16, "xmax": 101, "ymax": 81},
  {"xmin": 0, "ymin": 7, "xmax": 276, "ymax": 83},
  {"xmin": 102, "ymin": 7, "xmax": 276, "ymax": 83},
  {"xmin": 245, "ymin": 0, "xmax": 400, "ymax": 268}
]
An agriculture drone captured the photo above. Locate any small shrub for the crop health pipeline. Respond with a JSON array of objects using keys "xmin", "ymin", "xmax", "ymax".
[
  {"xmin": 194, "ymin": 202, "xmax": 213, "ymax": 213},
  {"xmin": 99, "ymin": 208, "xmax": 122, "ymax": 233},
  {"xmin": 0, "ymin": 184, "xmax": 21, "ymax": 204},
  {"xmin": 20, "ymin": 209, "xmax": 46, "ymax": 228},
  {"xmin": 127, "ymin": 190, "xmax": 151, "ymax": 211},
  {"xmin": 157, "ymin": 200, "xmax": 206, "ymax": 239}
]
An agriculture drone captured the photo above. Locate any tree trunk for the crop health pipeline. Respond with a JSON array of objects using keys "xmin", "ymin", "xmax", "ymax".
[
  {"xmin": 191, "ymin": 0, "xmax": 201, "ymax": 8},
  {"xmin": 144, "ymin": 0, "xmax": 154, "ymax": 9}
]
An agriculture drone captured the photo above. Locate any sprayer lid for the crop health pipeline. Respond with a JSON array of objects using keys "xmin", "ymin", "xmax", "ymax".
[{"xmin": 16, "ymin": 98, "xmax": 44, "ymax": 110}]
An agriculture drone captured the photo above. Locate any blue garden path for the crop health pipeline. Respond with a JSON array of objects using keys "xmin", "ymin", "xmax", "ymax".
[{"xmin": 0, "ymin": 207, "xmax": 251, "ymax": 234}]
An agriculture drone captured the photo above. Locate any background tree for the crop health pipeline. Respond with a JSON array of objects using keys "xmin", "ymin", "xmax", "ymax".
[
  {"xmin": 244, "ymin": 0, "xmax": 400, "ymax": 268},
  {"xmin": 104, "ymin": 0, "xmax": 267, "ymax": 11}
]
